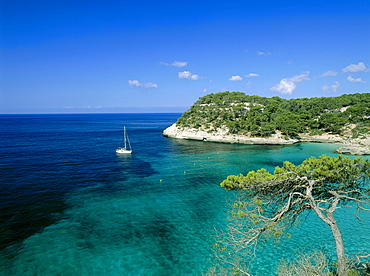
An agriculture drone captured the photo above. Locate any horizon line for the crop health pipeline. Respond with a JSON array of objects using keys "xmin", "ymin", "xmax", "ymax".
[{"xmin": 0, "ymin": 106, "xmax": 188, "ymax": 115}]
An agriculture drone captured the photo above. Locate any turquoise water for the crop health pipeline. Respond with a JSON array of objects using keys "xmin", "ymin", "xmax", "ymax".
[{"xmin": 0, "ymin": 114, "xmax": 369, "ymax": 275}]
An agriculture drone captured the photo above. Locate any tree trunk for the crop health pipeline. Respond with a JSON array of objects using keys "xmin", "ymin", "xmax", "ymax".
[
  {"xmin": 326, "ymin": 212, "xmax": 348, "ymax": 276},
  {"xmin": 306, "ymin": 182, "xmax": 348, "ymax": 276}
]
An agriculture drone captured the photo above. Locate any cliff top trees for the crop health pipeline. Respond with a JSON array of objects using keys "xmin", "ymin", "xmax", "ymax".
[{"xmin": 176, "ymin": 92, "xmax": 370, "ymax": 138}]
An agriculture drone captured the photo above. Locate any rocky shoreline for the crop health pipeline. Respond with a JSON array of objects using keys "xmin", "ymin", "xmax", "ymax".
[{"xmin": 163, "ymin": 123, "xmax": 370, "ymax": 155}]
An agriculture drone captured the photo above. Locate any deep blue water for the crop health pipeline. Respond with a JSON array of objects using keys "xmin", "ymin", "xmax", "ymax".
[{"xmin": 0, "ymin": 113, "xmax": 369, "ymax": 275}]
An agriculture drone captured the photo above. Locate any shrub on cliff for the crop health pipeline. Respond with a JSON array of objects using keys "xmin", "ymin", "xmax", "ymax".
[{"xmin": 175, "ymin": 92, "xmax": 370, "ymax": 138}]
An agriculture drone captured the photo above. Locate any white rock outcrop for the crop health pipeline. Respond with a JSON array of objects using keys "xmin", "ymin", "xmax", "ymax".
[
  {"xmin": 163, "ymin": 123, "xmax": 370, "ymax": 155},
  {"xmin": 163, "ymin": 124, "xmax": 298, "ymax": 144},
  {"xmin": 336, "ymin": 146, "xmax": 370, "ymax": 155}
]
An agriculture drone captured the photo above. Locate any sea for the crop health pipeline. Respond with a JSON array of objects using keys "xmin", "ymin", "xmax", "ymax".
[{"xmin": 0, "ymin": 113, "xmax": 369, "ymax": 276}]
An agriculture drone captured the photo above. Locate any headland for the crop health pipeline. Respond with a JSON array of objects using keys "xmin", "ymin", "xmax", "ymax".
[{"xmin": 163, "ymin": 92, "xmax": 370, "ymax": 155}]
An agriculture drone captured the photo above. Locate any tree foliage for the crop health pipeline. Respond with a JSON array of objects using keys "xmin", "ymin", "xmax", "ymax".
[
  {"xmin": 210, "ymin": 155, "xmax": 370, "ymax": 276},
  {"xmin": 176, "ymin": 92, "xmax": 370, "ymax": 138}
]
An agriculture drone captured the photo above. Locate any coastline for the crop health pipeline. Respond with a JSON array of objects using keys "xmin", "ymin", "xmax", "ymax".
[{"xmin": 163, "ymin": 123, "xmax": 370, "ymax": 155}]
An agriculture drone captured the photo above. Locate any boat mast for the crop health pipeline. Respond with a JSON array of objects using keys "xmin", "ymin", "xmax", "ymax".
[
  {"xmin": 123, "ymin": 126, "xmax": 127, "ymax": 149},
  {"xmin": 127, "ymin": 130, "xmax": 131, "ymax": 150}
]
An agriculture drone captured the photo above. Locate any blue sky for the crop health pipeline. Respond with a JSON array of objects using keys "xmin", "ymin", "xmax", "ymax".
[{"xmin": 1, "ymin": 0, "xmax": 369, "ymax": 113}]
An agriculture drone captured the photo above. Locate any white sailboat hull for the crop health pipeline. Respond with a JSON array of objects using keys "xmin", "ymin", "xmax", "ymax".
[{"xmin": 116, "ymin": 147, "xmax": 132, "ymax": 154}]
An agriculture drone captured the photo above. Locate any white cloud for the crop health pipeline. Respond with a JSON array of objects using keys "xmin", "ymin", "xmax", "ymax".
[
  {"xmin": 342, "ymin": 62, "xmax": 366, "ymax": 72},
  {"xmin": 290, "ymin": 72, "xmax": 310, "ymax": 83},
  {"xmin": 347, "ymin": 76, "xmax": 365, "ymax": 83},
  {"xmin": 172, "ymin": 61, "xmax": 187, "ymax": 67},
  {"xmin": 128, "ymin": 80, "xmax": 140, "ymax": 86},
  {"xmin": 229, "ymin": 75, "xmax": 243, "ymax": 81},
  {"xmin": 128, "ymin": 80, "xmax": 158, "ymax": 88},
  {"xmin": 160, "ymin": 60, "xmax": 188, "ymax": 67},
  {"xmin": 245, "ymin": 73, "xmax": 259, "ymax": 77},
  {"xmin": 322, "ymin": 81, "xmax": 340, "ymax": 93},
  {"xmin": 63, "ymin": 106, "xmax": 102, "ymax": 109},
  {"xmin": 257, "ymin": 51, "xmax": 271, "ymax": 56},
  {"xmin": 270, "ymin": 72, "xmax": 310, "ymax": 95},
  {"xmin": 203, "ymin": 89, "xmax": 209, "ymax": 93},
  {"xmin": 178, "ymin": 71, "xmax": 200, "ymax": 80},
  {"xmin": 332, "ymin": 81, "xmax": 340, "ymax": 91},
  {"xmin": 270, "ymin": 79, "xmax": 297, "ymax": 95},
  {"xmin": 320, "ymin": 70, "xmax": 338, "ymax": 77}
]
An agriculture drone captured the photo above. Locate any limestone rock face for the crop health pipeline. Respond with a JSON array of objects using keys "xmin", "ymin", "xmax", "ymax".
[
  {"xmin": 163, "ymin": 124, "xmax": 299, "ymax": 144},
  {"xmin": 163, "ymin": 123, "xmax": 370, "ymax": 155},
  {"xmin": 336, "ymin": 146, "xmax": 370, "ymax": 155},
  {"xmin": 298, "ymin": 134, "xmax": 344, "ymax": 143}
]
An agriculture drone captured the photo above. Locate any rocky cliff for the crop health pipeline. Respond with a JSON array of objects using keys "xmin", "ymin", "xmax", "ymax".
[
  {"xmin": 163, "ymin": 92, "xmax": 370, "ymax": 155},
  {"xmin": 163, "ymin": 123, "xmax": 370, "ymax": 155}
]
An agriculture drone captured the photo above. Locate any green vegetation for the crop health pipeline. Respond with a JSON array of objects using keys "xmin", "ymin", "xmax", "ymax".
[
  {"xmin": 176, "ymin": 92, "xmax": 370, "ymax": 137},
  {"xmin": 209, "ymin": 155, "xmax": 370, "ymax": 276}
]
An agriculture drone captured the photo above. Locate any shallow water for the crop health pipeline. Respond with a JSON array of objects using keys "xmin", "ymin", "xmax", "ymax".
[{"xmin": 0, "ymin": 113, "xmax": 369, "ymax": 275}]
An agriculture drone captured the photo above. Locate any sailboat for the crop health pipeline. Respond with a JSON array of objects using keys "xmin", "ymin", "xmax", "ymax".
[{"xmin": 116, "ymin": 126, "xmax": 132, "ymax": 154}]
